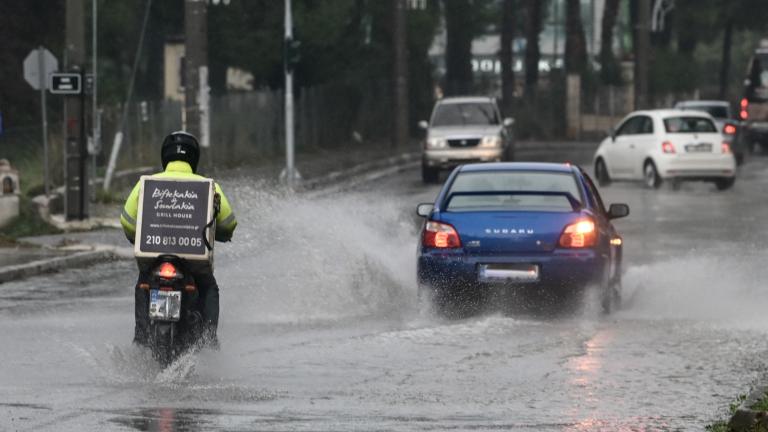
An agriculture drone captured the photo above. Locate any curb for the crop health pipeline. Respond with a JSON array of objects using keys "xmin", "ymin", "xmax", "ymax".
[
  {"xmin": 729, "ymin": 385, "xmax": 768, "ymax": 431},
  {"xmin": 0, "ymin": 249, "xmax": 117, "ymax": 284},
  {"xmin": 299, "ymin": 152, "xmax": 420, "ymax": 191}
]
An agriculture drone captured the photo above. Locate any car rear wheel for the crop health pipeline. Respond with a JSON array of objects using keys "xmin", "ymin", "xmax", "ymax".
[
  {"xmin": 595, "ymin": 158, "xmax": 611, "ymax": 187},
  {"xmin": 715, "ymin": 177, "xmax": 735, "ymax": 191},
  {"xmin": 643, "ymin": 161, "xmax": 662, "ymax": 189},
  {"xmin": 421, "ymin": 164, "xmax": 439, "ymax": 184}
]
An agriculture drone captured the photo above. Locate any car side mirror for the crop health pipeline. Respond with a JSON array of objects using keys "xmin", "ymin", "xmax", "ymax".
[
  {"xmin": 503, "ymin": 117, "xmax": 515, "ymax": 127},
  {"xmin": 607, "ymin": 203, "xmax": 629, "ymax": 220},
  {"xmin": 418, "ymin": 120, "xmax": 429, "ymax": 130},
  {"xmin": 416, "ymin": 203, "xmax": 434, "ymax": 217},
  {"xmin": 608, "ymin": 127, "xmax": 616, "ymax": 142}
]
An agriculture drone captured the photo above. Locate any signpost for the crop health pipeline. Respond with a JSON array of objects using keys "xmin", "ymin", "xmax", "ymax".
[
  {"xmin": 23, "ymin": 47, "xmax": 58, "ymax": 197},
  {"xmin": 50, "ymin": 73, "xmax": 82, "ymax": 94}
]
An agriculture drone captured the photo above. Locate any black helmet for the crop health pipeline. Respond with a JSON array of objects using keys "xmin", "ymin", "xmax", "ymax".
[{"xmin": 161, "ymin": 131, "xmax": 200, "ymax": 172}]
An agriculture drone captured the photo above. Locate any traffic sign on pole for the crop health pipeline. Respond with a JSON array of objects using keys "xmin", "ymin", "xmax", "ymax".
[
  {"xmin": 23, "ymin": 47, "xmax": 58, "ymax": 196},
  {"xmin": 23, "ymin": 48, "xmax": 58, "ymax": 90},
  {"xmin": 50, "ymin": 73, "xmax": 82, "ymax": 94}
]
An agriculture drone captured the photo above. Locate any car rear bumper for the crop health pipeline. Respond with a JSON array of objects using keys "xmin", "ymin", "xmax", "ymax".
[
  {"xmin": 656, "ymin": 154, "xmax": 736, "ymax": 179},
  {"xmin": 423, "ymin": 148, "xmax": 504, "ymax": 168},
  {"xmin": 417, "ymin": 249, "xmax": 606, "ymax": 292}
]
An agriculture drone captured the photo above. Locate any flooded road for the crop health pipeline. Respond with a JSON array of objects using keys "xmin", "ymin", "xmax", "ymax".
[{"xmin": 3, "ymin": 159, "xmax": 768, "ymax": 431}]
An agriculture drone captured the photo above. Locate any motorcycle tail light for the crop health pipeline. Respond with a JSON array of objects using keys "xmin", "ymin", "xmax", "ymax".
[
  {"xmin": 661, "ymin": 141, "xmax": 676, "ymax": 154},
  {"xmin": 423, "ymin": 221, "xmax": 461, "ymax": 248},
  {"xmin": 184, "ymin": 284, "xmax": 197, "ymax": 293},
  {"xmin": 157, "ymin": 262, "xmax": 180, "ymax": 280},
  {"xmin": 559, "ymin": 219, "xmax": 596, "ymax": 248},
  {"xmin": 723, "ymin": 123, "xmax": 737, "ymax": 135}
]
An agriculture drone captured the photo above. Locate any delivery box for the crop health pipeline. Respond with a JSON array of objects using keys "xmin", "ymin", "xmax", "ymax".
[{"xmin": 134, "ymin": 176, "xmax": 215, "ymax": 270}]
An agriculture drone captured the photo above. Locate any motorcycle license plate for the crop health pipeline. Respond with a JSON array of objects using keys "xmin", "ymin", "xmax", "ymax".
[{"xmin": 149, "ymin": 290, "xmax": 182, "ymax": 321}]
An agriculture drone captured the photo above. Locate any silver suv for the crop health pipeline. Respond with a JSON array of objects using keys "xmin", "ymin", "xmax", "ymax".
[{"xmin": 419, "ymin": 96, "xmax": 514, "ymax": 183}]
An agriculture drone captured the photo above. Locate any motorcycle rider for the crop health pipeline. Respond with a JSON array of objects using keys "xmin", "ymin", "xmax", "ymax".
[{"xmin": 120, "ymin": 131, "xmax": 237, "ymax": 347}]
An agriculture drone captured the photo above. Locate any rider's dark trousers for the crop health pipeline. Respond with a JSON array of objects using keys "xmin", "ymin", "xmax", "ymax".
[{"xmin": 134, "ymin": 271, "xmax": 220, "ymax": 344}]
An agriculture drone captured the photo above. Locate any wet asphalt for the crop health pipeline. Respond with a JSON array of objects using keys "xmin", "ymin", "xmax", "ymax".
[{"xmin": 2, "ymin": 157, "xmax": 768, "ymax": 431}]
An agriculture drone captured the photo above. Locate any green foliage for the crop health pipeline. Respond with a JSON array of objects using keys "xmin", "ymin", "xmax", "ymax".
[{"xmin": 0, "ymin": 196, "xmax": 60, "ymax": 240}]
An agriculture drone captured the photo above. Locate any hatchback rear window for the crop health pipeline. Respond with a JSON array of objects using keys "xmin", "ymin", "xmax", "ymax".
[
  {"xmin": 446, "ymin": 171, "xmax": 582, "ymax": 212},
  {"xmin": 663, "ymin": 117, "xmax": 717, "ymax": 133}
]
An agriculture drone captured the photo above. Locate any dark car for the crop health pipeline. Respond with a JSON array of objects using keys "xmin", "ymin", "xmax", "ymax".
[{"xmin": 416, "ymin": 162, "xmax": 629, "ymax": 317}]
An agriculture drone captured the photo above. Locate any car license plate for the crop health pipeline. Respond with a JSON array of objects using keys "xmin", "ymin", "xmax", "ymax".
[
  {"xmin": 478, "ymin": 264, "xmax": 540, "ymax": 283},
  {"xmin": 684, "ymin": 143, "xmax": 712, "ymax": 153},
  {"xmin": 149, "ymin": 290, "xmax": 182, "ymax": 321}
]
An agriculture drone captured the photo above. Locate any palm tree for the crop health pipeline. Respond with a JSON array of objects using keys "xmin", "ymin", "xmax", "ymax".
[
  {"xmin": 524, "ymin": 0, "xmax": 543, "ymax": 99},
  {"xmin": 500, "ymin": 0, "xmax": 516, "ymax": 112},
  {"xmin": 599, "ymin": 0, "xmax": 621, "ymax": 84}
]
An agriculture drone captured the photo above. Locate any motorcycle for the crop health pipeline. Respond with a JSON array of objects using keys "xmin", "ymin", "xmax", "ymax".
[
  {"xmin": 138, "ymin": 255, "xmax": 205, "ymax": 365},
  {"xmin": 135, "ymin": 191, "xmax": 221, "ymax": 365}
]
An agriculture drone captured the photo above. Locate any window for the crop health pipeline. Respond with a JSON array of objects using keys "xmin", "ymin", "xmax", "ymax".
[
  {"xmin": 679, "ymin": 105, "xmax": 730, "ymax": 119},
  {"xmin": 616, "ymin": 116, "xmax": 648, "ymax": 136},
  {"xmin": 2, "ymin": 177, "xmax": 13, "ymax": 195},
  {"xmin": 663, "ymin": 117, "xmax": 718, "ymax": 133},
  {"xmin": 432, "ymin": 103, "xmax": 499, "ymax": 127},
  {"xmin": 445, "ymin": 171, "xmax": 582, "ymax": 212}
]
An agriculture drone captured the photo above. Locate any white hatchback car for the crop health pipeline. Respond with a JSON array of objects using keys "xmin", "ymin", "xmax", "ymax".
[{"xmin": 593, "ymin": 109, "xmax": 736, "ymax": 190}]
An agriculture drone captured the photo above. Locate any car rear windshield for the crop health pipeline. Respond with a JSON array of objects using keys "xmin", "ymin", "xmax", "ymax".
[
  {"xmin": 663, "ymin": 117, "xmax": 718, "ymax": 133},
  {"xmin": 679, "ymin": 105, "xmax": 729, "ymax": 119},
  {"xmin": 445, "ymin": 171, "xmax": 582, "ymax": 212},
  {"xmin": 432, "ymin": 103, "xmax": 499, "ymax": 127}
]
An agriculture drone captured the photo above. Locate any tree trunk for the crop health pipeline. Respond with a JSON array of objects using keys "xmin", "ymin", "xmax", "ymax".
[
  {"xmin": 500, "ymin": 0, "xmax": 516, "ymax": 114},
  {"xmin": 564, "ymin": 0, "xmax": 587, "ymax": 75},
  {"xmin": 392, "ymin": 0, "xmax": 409, "ymax": 148},
  {"xmin": 524, "ymin": 0, "xmax": 543, "ymax": 99},
  {"xmin": 719, "ymin": 17, "xmax": 734, "ymax": 100},
  {"xmin": 599, "ymin": 0, "xmax": 621, "ymax": 83},
  {"xmin": 444, "ymin": 0, "xmax": 474, "ymax": 95}
]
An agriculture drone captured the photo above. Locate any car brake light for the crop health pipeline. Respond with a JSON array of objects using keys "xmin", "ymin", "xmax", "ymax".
[
  {"xmin": 722, "ymin": 142, "xmax": 732, "ymax": 154},
  {"xmin": 723, "ymin": 123, "xmax": 737, "ymax": 135},
  {"xmin": 662, "ymin": 141, "xmax": 676, "ymax": 154},
  {"xmin": 157, "ymin": 262, "xmax": 178, "ymax": 279},
  {"xmin": 559, "ymin": 219, "xmax": 596, "ymax": 248},
  {"xmin": 423, "ymin": 221, "xmax": 461, "ymax": 248},
  {"xmin": 740, "ymin": 98, "xmax": 749, "ymax": 120}
]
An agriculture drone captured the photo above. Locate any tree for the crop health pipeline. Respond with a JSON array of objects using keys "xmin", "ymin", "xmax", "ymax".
[
  {"xmin": 500, "ymin": 0, "xmax": 516, "ymax": 113},
  {"xmin": 599, "ymin": 0, "xmax": 621, "ymax": 84},
  {"xmin": 564, "ymin": 0, "xmax": 586, "ymax": 75},
  {"xmin": 443, "ymin": 0, "xmax": 474, "ymax": 95},
  {"xmin": 523, "ymin": 0, "xmax": 543, "ymax": 98}
]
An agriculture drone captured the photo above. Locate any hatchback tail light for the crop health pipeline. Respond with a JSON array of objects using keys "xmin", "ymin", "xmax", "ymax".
[
  {"xmin": 423, "ymin": 221, "xmax": 461, "ymax": 248},
  {"xmin": 723, "ymin": 123, "xmax": 737, "ymax": 135},
  {"xmin": 740, "ymin": 98, "xmax": 749, "ymax": 120},
  {"xmin": 662, "ymin": 141, "xmax": 676, "ymax": 154},
  {"xmin": 559, "ymin": 219, "xmax": 597, "ymax": 248}
]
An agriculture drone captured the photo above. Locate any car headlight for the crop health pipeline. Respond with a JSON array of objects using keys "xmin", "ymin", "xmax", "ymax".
[
  {"xmin": 480, "ymin": 136, "xmax": 502, "ymax": 148},
  {"xmin": 426, "ymin": 138, "xmax": 447, "ymax": 149}
]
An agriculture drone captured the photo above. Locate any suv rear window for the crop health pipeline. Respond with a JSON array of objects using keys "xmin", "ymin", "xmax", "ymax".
[
  {"xmin": 663, "ymin": 117, "xmax": 717, "ymax": 133},
  {"xmin": 432, "ymin": 103, "xmax": 499, "ymax": 127},
  {"xmin": 679, "ymin": 105, "xmax": 730, "ymax": 119},
  {"xmin": 446, "ymin": 171, "xmax": 582, "ymax": 212}
]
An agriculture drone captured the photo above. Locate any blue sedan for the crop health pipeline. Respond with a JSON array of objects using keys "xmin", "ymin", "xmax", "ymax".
[{"xmin": 416, "ymin": 162, "xmax": 629, "ymax": 316}]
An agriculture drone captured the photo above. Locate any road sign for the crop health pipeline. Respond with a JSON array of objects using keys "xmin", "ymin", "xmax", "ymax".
[
  {"xmin": 50, "ymin": 73, "xmax": 82, "ymax": 94},
  {"xmin": 23, "ymin": 48, "xmax": 58, "ymax": 90}
]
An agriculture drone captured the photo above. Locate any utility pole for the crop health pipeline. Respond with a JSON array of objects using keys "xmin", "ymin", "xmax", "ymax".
[
  {"xmin": 184, "ymin": 0, "xmax": 208, "ymax": 141},
  {"xmin": 635, "ymin": 0, "xmax": 650, "ymax": 109},
  {"xmin": 392, "ymin": 0, "xmax": 409, "ymax": 149},
  {"xmin": 65, "ymin": 0, "xmax": 88, "ymax": 220}
]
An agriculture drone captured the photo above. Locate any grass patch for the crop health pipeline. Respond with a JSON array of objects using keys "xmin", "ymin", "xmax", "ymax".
[
  {"xmin": 706, "ymin": 394, "xmax": 747, "ymax": 432},
  {"xmin": 751, "ymin": 392, "xmax": 768, "ymax": 412},
  {"xmin": 0, "ymin": 196, "xmax": 60, "ymax": 240}
]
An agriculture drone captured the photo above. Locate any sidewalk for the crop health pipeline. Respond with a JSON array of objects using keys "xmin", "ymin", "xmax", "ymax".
[{"xmin": 0, "ymin": 143, "xmax": 419, "ymax": 283}]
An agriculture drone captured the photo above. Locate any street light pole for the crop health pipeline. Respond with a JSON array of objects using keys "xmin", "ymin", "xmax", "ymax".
[{"xmin": 283, "ymin": 0, "xmax": 297, "ymax": 189}]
